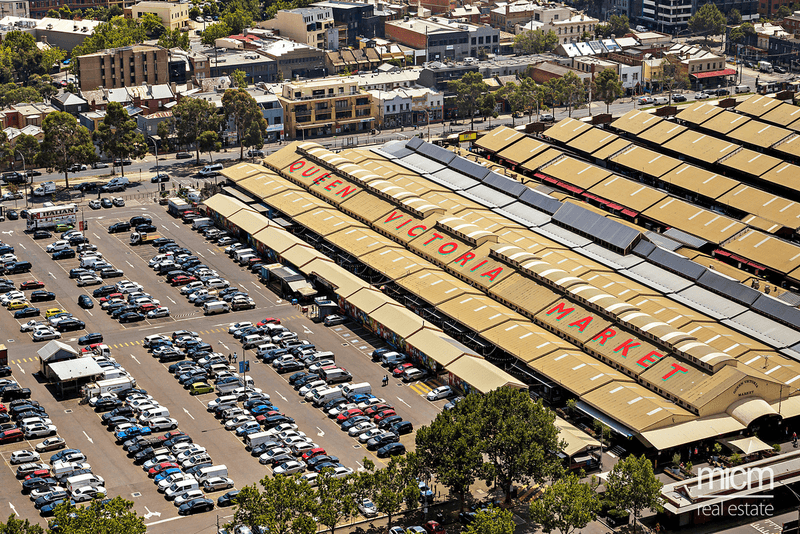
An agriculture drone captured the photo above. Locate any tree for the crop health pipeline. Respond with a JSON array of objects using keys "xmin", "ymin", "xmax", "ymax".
[
  {"xmin": 51, "ymin": 496, "xmax": 146, "ymax": 534},
  {"xmin": 604, "ymin": 455, "xmax": 663, "ymax": 534},
  {"xmin": 201, "ymin": 22, "xmax": 232, "ymax": 45},
  {"xmin": 530, "ymin": 474, "xmax": 601, "ymax": 534},
  {"xmin": 157, "ymin": 118, "xmax": 174, "ymax": 151},
  {"xmin": 13, "ymin": 133, "xmax": 39, "ymax": 169},
  {"xmin": 243, "ymin": 121, "xmax": 267, "ymax": 153},
  {"xmin": 364, "ymin": 456, "xmax": 420, "ymax": 529},
  {"xmin": 140, "ymin": 12, "xmax": 165, "ymax": 37},
  {"xmin": 448, "ymin": 71, "xmax": 487, "ymax": 129},
  {"xmin": 560, "ymin": 72, "xmax": 587, "ymax": 117},
  {"xmin": 37, "ymin": 111, "xmax": 96, "ymax": 188},
  {"xmin": 776, "ymin": 4, "xmax": 792, "ymax": 17},
  {"xmin": 230, "ymin": 484, "xmax": 268, "ymax": 532},
  {"xmin": 518, "ymin": 77, "xmax": 545, "ymax": 121},
  {"xmin": 93, "ymin": 101, "xmax": 147, "ymax": 177},
  {"xmin": 222, "ymin": 8, "xmax": 253, "ymax": 34},
  {"xmin": 513, "ymin": 29, "xmax": 558, "ymax": 54},
  {"xmin": 654, "ymin": 59, "xmax": 689, "ymax": 102},
  {"xmin": 72, "ymin": 17, "xmax": 147, "ymax": 57},
  {"xmin": 415, "ymin": 404, "xmax": 485, "ymax": 510},
  {"xmin": 258, "ymin": 474, "xmax": 316, "ymax": 534},
  {"xmin": 478, "ymin": 388, "xmax": 563, "ymax": 503},
  {"xmin": 608, "ymin": 15, "xmax": 630, "ymax": 36},
  {"xmin": 498, "ymin": 82, "xmax": 524, "ymax": 126},
  {"xmin": 594, "ymin": 69, "xmax": 624, "ymax": 112},
  {"xmin": 0, "ymin": 131, "xmax": 12, "ymax": 170},
  {"xmin": 172, "ymin": 97, "xmax": 222, "ymax": 163},
  {"xmin": 688, "ymin": 3, "xmax": 726, "ymax": 42},
  {"xmin": 0, "ymin": 514, "xmax": 44, "ymax": 533},
  {"xmin": 222, "ymin": 88, "xmax": 268, "ymax": 160},
  {"xmin": 231, "ymin": 69, "xmax": 248, "ymax": 88},
  {"xmin": 727, "ymin": 8, "xmax": 742, "ymax": 25},
  {"xmin": 464, "ymin": 507, "xmax": 516, "ymax": 534},
  {"xmin": 478, "ymin": 92, "xmax": 496, "ymax": 121},
  {"xmin": 730, "ymin": 22, "xmax": 755, "ymax": 43},
  {"xmin": 198, "ymin": 130, "xmax": 220, "ymax": 162},
  {"xmin": 158, "ymin": 28, "xmax": 189, "ymax": 50},
  {"xmin": 315, "ymin": 469, "xmax": 358, "ymax": 534}
]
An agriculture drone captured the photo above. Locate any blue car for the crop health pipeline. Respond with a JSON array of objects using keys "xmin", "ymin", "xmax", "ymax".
[
  {"xmin": 40, "ymin": 499, "xmax": 75, "ymax": 517},
  {"xmin": 237, "ymin": 425, "xmax": 263, "ymax": 437},
  {"xmin": 349, "ymin": 394, "xmax": 374, "ymax": 404},
  {"xmin": 249, "ymin": 404, "xmax": 277, "ymax": 416},
  {"xmin": 115, "ymin": 426, "xmax": 151, "ymax": 441},
  {"xmin": 154, "ymin": 467, "xmax": 182, "ymax": 484}
]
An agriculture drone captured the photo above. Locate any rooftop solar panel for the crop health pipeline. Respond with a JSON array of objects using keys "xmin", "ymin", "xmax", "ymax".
[{"xmin": 449, "ymin": 155, "xmax": 492, "ymax": 180}]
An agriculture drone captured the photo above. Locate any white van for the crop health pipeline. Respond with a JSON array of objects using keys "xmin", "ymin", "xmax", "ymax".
[
  {"xmin": 735, "ymin": 84, "xmax": 750, "ymax": 94},
  {"xmin": 203, "ymin": 300, "xmax": 230, "ymax": 315},
  {"xmin": 67, "ymin": 473, "xmax": 105, "ymax": 493},
  {"xmin": 192, "ymin": 217, "xmax": 213, "ymax": 230},
  {"xmin": 652, "ymin": 96, "xmax": 669, "ymax": 105},
  {"xmin": 139, "ymin": 406, "xmax": 170, "ymax": 421},
  {"xmin": 197, "ymin": 465, "xmax": 228, "ymax": 483},
  {"xmin": 342, "ymin": 382, "xmax": 371, "ymax": 399},
  {"xmin": 108, "ymin": 177, "xmax": 129, "ymax": 188},
  {"xmin": 243, "ymin": 334, "xmax": 269, "ymax": 349},
  {"xmin": 198, "ymin": 163, "xmax": 223, "ymax": 177},
  {"xmin": 165, "ymin": 479, "xmax": 200, "ymax": 500},
  {"xmin": 312, "ymin": 387, "xmax": 345, "ymax": 407},
  {"xmin": 207, "ymin": 395, "xmax": 237, "ymax": 412},
  {"xmin": 80, "ymin": 256, "xmax": 102, "ymax": 268},
  {"xmin": 234, "ymin": 248, "xmax": 255, "ymax": 262},
  {"xmin": 238, "ymin": 254, "xmax": 257, "ymax": 265},
  {"xmin": 322, "ymin": 367, "xmax": 351, "ymax": 383}
]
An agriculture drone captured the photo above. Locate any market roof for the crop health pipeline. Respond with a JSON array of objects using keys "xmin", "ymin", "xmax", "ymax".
[
  {"xmin": 675, "ymin": 101, "xmax": 724, "ymax": 126},
  {"xmin": 657, "ymin": 164, "xmax": 738, "ymax": 200},
  {"xmin": 47, "ymin": 357, "xmax": 104, "ymax": 382},
  {"xmin": 203, "ymin": 194, "xmax": 251, "ymax": 218},
  {"xmin": 444, "ymin": 356, "xmax": 526, "ymax": 394},
  {"xmin": 662, "ymin": 130, "xmax": 739, "ymax": 164},
  {"xmin": 475, "ymin": 126, "xmax": 525, "ymax": 153},
  {"xmin": 555, "ymin": 416, "xmax": 601, "ymax": 457},
  {"xmin": 735, "ymin": 94, "xmax": 782, "ymax": 118},
  {"xmin": 697, "ymin": 109, "xmax": 750, "ymax": 134},
  {"xmin": 728, "ymin": 120, "xmax": 794, "ymax": 149},
  {"xmin": 641, "ymin": 197, "xmax": 746, "ymax": 244},
  {"xmin": 718, "ymin": 148, "xmax": 782, "ymax": 178},
  {"xmin": 587, "ymin": 175, "xmax": 666, "ymax": 213},
  {"xmin": 717, "ymin": 185, "xmax": 800, "ymax": 231},
  {"xmin": 612, "ymin": 109, "xmax": 663, "ymax": 135},
  {"xmin": 723, "ymin": 229, "xmax": 800, "ymax": 277},
  {"xmin": 565, "ymin": 127, "xmax": 620, "ymax": 155},
  {"xmin": 637, "ymin": 120, "xmax": 687, "ymax": 145},
  {"xmin": 496, "ymin": 137, "xmax": 549, "ymax": 165},
  {"xmin": 609, "ymin": 145, "xmax": 682, "ymax": 178},
  {"xmin": 546, "ymin": 117, "xmax": 591, "ymax": 143}
]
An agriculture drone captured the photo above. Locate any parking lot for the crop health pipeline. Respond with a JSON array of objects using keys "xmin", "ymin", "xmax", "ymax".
[{"xmin": 0, "ymin": 197, "xmax": 443, "ymax": 532}]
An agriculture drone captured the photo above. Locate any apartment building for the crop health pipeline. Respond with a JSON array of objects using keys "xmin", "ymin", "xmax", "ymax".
[
  {"xmin": 663, "ymin": 43, "xmax": 732, "ymax": 87},
  {"xmin": 386, "ymin": 17, "xmax": 499, "ymax": 61},
  {"xmin": 75, "ymin": 44, "xmax": 168, "ymax": 91},
  {"xmin": 0, "ymin": 102, "xmax": 57, "ymax": 129},
  {"xmin": 278, "ymin": 78, "xmax": 373, "ymax": 139},
  {"xmin": 125, "ymin": 1, "xmax": 189, "ymax": 31},
  {"xmin": 260, "ymin": 39, "xmax": 326, "ymax": 81},
  {"xmin": 313, "ymin": 0, "xmax": 384, "ymax": 47},
  {"xmin": 369, "ymin": 86, "xmax": 442, "ymax": 128},
  {"xmin": 260, "ymin": 7, "xmax": 338, "ymax": 50},
  {"xmin": 491, "ymin": 2, "xmax": 571, "ymax": 33},
  {"xmin": 0, "ymin": 0, "xmax": 29, "ymax": 18}
]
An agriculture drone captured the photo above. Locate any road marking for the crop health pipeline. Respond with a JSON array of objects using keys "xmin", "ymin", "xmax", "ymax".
[
  {"xmin": 167, "ymin": 296, "xmax": 175, "ymax": 304},
  {"xmin": 143, "ymin": 506, "xmax": 161, "ymax": 519},
  {"xmin": 48, "ymin": 272, "xmax": 56, "ymax": 278},
  {"xmin": 396, "ymin": 396, "xmax": 411, "ymax": 408},
  {"xmin": 172, "ymin": 222, "xmax": 179, "ymax": 228},
  {"xmin": 8, "ymin": 502, "xmax": 16, "ymax": 515},
  {"xmin": 183, "ymin": 407, "xmax": 194, "ymax": 420},
  {"xmin": 276, "ymin": 391, "xmax": 287, "ymax": 402},
  {"xmin": 145, "ymin": 516, "xmax": 184, "ymax": 527},
  {"xmin": 303, "ymin": 326, "xmax": 313, "ymax": 335},
  {"xmin": 317, "ymin": 427, "xmax": 325, "ymax": 437},
  {"xmin": 356, "ymin": 461, "xmax": 365, "ymax": 472},
  {"xmin": 17, "ymin": 243, "xmax": 24, "ymax": 250},
  {"xmin": 196, "ymin": 251, "xmax": 204, "ymax": 258},
  {"xmin": 208, "ymin": 250, "xmax": 216, "ymax": 256},
  {"xmin": 83, "ymin": 431, "xmax": 94, "ymax": 443},
  {"xmin": 92, "ymin": 233, "xmax": 101, "ymax": 240},
  {"xmin": 15, "ymin": 363, "xmax": 24, "ymax": 374},
  {"xmin": 86, "ymin": 310, "xmax": 93, "ymax": 316},
  {"xmin": 131, "ymin": 355, "xmax": 140, "ymax": 364},
  {"xmin": 220, "ymin": 342, "xmax": 229, "ymax": 350},
  {"xmin": 126, "ymin": 261, "xmax": 134, "ymax": 268}
]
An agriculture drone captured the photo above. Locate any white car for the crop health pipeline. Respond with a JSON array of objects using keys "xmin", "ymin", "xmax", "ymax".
[
  {"xmin": 10, "ymin": 450, "xmax": 41, "ymax": 465},
  {"xmin": 173, "ymin": 489, "xmax": 204, "ymax": 506},
  {"xmin": 695, "ymin": 92, "xmax": 710, "ymax": 99},
  {"xmin": 1, "ymin": 192, "xmax": 22, "ymax": 201},
  {"xmin": 229, "ymin": 322, "xmax": 253, "ymax": 334},
  {"xmin": 357, "ymin": 397, "xmax": 385, "ymax": 409},
  {"xmin": 0, "ymin": 253, "xmax": 17, "ymax": 263},
  {"xmin": 224, "ymin": 416, "xmax": 256, "ymax": 430},
  {"xmin": 427, "ymin": 385, "xmax": 453, "ymax": 401},
  {"xmin": 143, "ymin": 455, "xmax": 176, "ymax": 471},
  {"xmin": 283, "ymin": 436, "xmax": 312, "ymax": 448},
  {"xmin": 24, "ymin": 423, "xmax": 57, "ymax": 438},
  {"xmin": 348, "ymin": 421, "xmax": 377, "ymax": 437},
  {"xmin": 30, "ymin": 486, "xmax": 65, "ymax": 500},
  {"xmin": 158, "ymin": 472, "xmax": 192, "ymax": 491},
  {"xmin": 144, "ymin": 417, "xmax": 178, "ymax": 431},
  {"xmin": 180, "ymin": 282, "xmax": 204, "ymax": 294},
  {"xmin": 1, "ymin": 291, "xmax": 25, "ymax": 304},
  {"xmin": 46, "ymin": 241, "xmax": 70, "ymax": 253},
  {"xmin": 88, "ymin": 392, "xmax": 117, "ymax": 407},
  {"xmin": 298, "ymin": 380, "xmax": 326, "ymax": 396},
  {"xmin": 204, "ymin": 278, "xmax": 229, "ymax": 289},
  {"xmin": 20, "ymin": 320, "xmax": 44, "ymax": 332},
  {"xmin": 273, "ymin": 460, "xmax": 306, "ymax": 475},
  {"xmin": 300, "ymin": 472, "xmax": 319, "ymax": 487},
  {"xmin": 71, "ymin": 485, "xmax": 105, "ymax": 502},
  {"xmin": 88, "ymin": 200, "xmax": 102, "ymax": 210},
  {"xmin": 77, "ymin": 275, "xmax": 102, "ymax": 287},
  {"xmin": 328, "ymin": 403, "xmax": 358, "ymax": 417},
  {"xmin": 176, "ymin": 446, "xmax": 207, "ymax": 462},
  {"xmin": 202, "ymin": 476, "xmax": 234, "ymax": 492},
  {"xmin": 277, "ymin": 430, "xmax": 306, "ymax": 443},
  {"xmin": 33, "ymin": 329, "xmax": 61, "ymax": 341},
  {"xmin": 147, "ymin": 307, "xmax": 170, "ymax": 319},
  {"xmin": 265, "ymin": 423, "xmax": 298, "ymax": 436},
  {"xmin": 358, "ymin": 498, "xmax": 377, "ymax": 517},
  {"xmin": 359, "ymin": 428, "xmax": 385, "ymax": 444}
]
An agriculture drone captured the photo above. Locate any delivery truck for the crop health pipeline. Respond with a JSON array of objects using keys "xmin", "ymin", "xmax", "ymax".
[
  {"xmin": 130, "ymin": 232, "xmax": 161, "ymax": 246},
  {"xmin": 167, "ymin": 198, "xmax": 192, "ymax": 217},
  {"xmin": 196, "ymin": 465, "xmax": 228, "ymax": 483},
  {"xmin": 82, "ymin": 376, "xmax": 136, "ymax": 398}
]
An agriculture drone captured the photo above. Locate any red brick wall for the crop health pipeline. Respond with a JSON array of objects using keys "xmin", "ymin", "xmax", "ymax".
[{"xmin": 385, "ymin": 23, "xmax": 428, "ymax": 48}]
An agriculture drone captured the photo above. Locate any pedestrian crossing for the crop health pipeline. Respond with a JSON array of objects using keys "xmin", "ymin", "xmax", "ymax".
[
  {"xmin": 406, "ymin": 377, "xmax": 444, "ymax": 396},
  {"xmin": 8, "ymin": 358, "xmax": 35, "ymax": 365}
]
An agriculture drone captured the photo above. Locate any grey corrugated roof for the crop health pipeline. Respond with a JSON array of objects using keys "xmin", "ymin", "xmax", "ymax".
[
  {"xmin": 633, "ymin": 240, "xmax": 656, "ymax": 258},
  {"xmin": 647, "ymin": 247, "xmax": 707, "ymax": 280},
  {"xmin": 398, "ymin": 153, "xmax": 446, "ymax": 174},
  {"xmin": 482, "ymin": 172, "xmax": 528, "ymax": 197},
  {"xmin": 406, "ymin": 136, "xmax": 424, "ymax": 150},
  {"xmin": 580, "ymin": 243, "xmax": 645, "ymax": 270},
  {"xmin": 462, "ymin": 184, "xmax": 516, "ymax": 208},
  {"xmin": 673, "ymin": 285, "xmax": 749, "ymax": 320},
  {"xmin": 375, "ymin": 141, "xmax": 413, "ymax": 159},
  {"xmin": 622, "ymin": 264, "xmax": 695, "ymax": 293},
  {"xmin": 448, "ymin": 156, "xmax": 491, "ymax": 180},
  {"xmin": 519, "ymin": 188, "xmax": 561, "ymax": 215},
  {"xmin": 662, "ymin": 227, "xmax": 709, "ymax": 249},
  {"xmin": 779, "ymin": 291, "xmax": 800, "ymax": 307},
  {"xmin": 415, "ymin": 142, "xmax": 456, "ymax": 165},
  {"xmin": 752, "ymin": 294, "xmax": 800, "ymax": 329},
  {"xmin": 644, "ymin": 231, "xmax": 684, "ymax": 252},
  {"xmin": 723, "ymin": 311, "xmax": 800, "ymax": 348},
  {"xmin": 431, "ymin": 168, "xmax": 480, "ymax": 191},
  {"xmin": 552, "ymin": 202, "xmax": 641, "ymax": 251},
  {"xmin": 697, "ymin": 270, "xmax": 761, "ymax": 306},
  {"xmin": 532, "ymin": 223, "xmax": 592, "ymax": 249},
  {"xmin": 494, "ymin": 203, "xmax": 550, "ymax": 227},
  {"xmin": 781, "ymin": 347, "xmax": 800, "ymax": 363}
]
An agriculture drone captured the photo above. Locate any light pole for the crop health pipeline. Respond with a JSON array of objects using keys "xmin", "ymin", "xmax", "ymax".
[
  {"xmin": 146, "ymin": 136, "xmax": 160, "ymax": 178},
  {"xmin": 16, "ymin": 150, "xmax": 28, "ymax": 208}
]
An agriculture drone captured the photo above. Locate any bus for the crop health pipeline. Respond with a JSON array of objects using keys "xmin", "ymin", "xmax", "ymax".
[{"xmin": 26, "ymin": 203, "xmax": 78, "ymax": 230}]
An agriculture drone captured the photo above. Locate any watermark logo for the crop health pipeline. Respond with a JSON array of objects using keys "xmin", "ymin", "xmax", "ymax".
[{"xmin": 696, "ymin": 466, "xmax": 775, "ymax": 517}]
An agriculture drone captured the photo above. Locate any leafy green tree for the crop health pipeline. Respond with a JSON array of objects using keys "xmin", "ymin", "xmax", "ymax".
[
  {"xmin": 530, "ymin": 474, "xmax": 601, "ymax": 534},
  {"xmin": 448, "ymin": 71, "xmax": 487, "ymax": 129},
  {"xmin": 93, "ymin": 101, "xmax": 147, "ymax": 177},
  {"xmin": 222, "ymin": 88, "xmax": 268, "ymax": 160},
  {"xmin": 230, "ymin": 484, "xmax": 268, "ymax": 531},
  {"xmin": 0, "ymin": 131, "xmax": 12, "ymax": 170},
  {"xmin": 478, "ymin": 92, "xmax": 496, "ymax": 121},
  {"xmin": 464, "ymin": 507, "xmax": 515, "ymax": 534},
  {"xmin": 727, "ymin": 8, "xmax": 742, "ymax": 24},
  {"xmin": 259, "ymin": 474, "xmax": 316, "ymax": 534},
  {"xmin": 73, "ymin": 17, "xmax": 147, "ymax": 57},
  {"xmin": 479, "ymin": 388, "xmax": 563, "ymax": 503},
  {"xmin": 157, "ymin": 118, "xmax": 174, "ymax": 151},
  {"xmin": 498, "ymin": 82, "xmax": 524, "ymax": 126},
  {"xmin": 594, "ymin": 23, "xmax": 610, "ymax": 38},
  {"xmin": 594, "ymin": 69, "xmax": 624, "ymax": 112},
  {"xmin": 222, "ymin": 8, "xmax": 253, "ymax": 34},
  {"xmin": 51, "ymin": 496, "xmax": 146, "ymax": 534},
  {"xmin": 415, "ymin": 403, "xmax": 485, "ymax": 510},
  {"xmin": 518, "ymin": 77, "xmax": 545, "ymax": 121},
  {"xmin": 776, "ymin": 4, "xmax": 792, "ymax": 17},
  {"xmin": 231, "ymin": 69, "xmax": 248, "ymax": 88},
  {"xmin": 513, "ymin": 29, "xmax": 558, "ymax": 54},
  {"xmin": 13, "ymin": 134, "xmax": 40, "ymax": 169},
  {"xmin": 37, "ymin": 111, "xmax": 97, "ymax": 188},
  {"xmin": 688, "ymin": 3, "xmax": 726, "ymax": 42},
  {"xmin": 243, "ymin": 121, "xmax": 267, "ymax": 153},
  {"xmin": 140, "ymin": 12, "xmax": 165, "ymax": 37},
  {"xmin": 364, "ymin": 456, "xmax": 420, "ymax": 529},
  {"xmin": 0, "ymin": 514, "xmax": 44, "ymax": 533},
  {"xmin": 315, "ymin": 469, "xmax": 358, "ymax": 534},
  {"xmin": 172, "ymin": 97, "xmax": 222, "ymax": 163},
  {"xmin": 604, "ymin": 455, "xmax": 663, "ymax": 534},
  {"xmin": 610, "ymin": 15, "xmax": 630, "ymax": 35},
  {"xmin": 198, "ymin": 130, "xmax": 220, "ymax": 162},
  {"xmin": 201, "ymin": 22, "xmax": 232, "ymax": 45},
  {"xmin": 158, "ymin": 28, "xmax": 189, "ymax": 50},
  {"xmin": 0, "ymin": 84, "xmax": 42, "ymax": 107},
  {"xmin": 559, "ymin": 72, "xmax": 586, "ymax": 117},
  {"xmin": 654, "ymin": 59, "xmax": 689, "ymax": 102}
]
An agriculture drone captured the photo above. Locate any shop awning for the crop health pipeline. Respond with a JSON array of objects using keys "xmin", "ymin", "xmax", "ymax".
[
  {"xmin": 575, "ymin": 400, "xmax": 634, "ymax": 438},
  {"xmin": 720, "ymin": 436, "xmax": 773, "ymax": 455},
  {"xmin": 296, "ymin": 122, "xmax": 333, "ymax": 129},
  {"xmin": 692, "ymin": 68, "xmax": 736, "ymax": 79}
]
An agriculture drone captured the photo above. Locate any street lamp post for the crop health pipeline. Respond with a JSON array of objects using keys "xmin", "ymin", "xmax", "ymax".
[{"xmin": 16, "ymin": 150, "xmax": 28, "ymax": 208}]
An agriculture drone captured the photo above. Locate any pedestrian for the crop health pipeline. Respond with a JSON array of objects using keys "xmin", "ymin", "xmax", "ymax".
[
  {"xmin": 228, "ymin": 353, "xmax": 232, "ymax": 363},
  {"xmin": 382, "ymin": 375, "xmax": 388, "ymax": 387}
]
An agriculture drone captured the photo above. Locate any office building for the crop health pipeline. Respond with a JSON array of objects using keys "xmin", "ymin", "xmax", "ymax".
[
  {"xmin": 277, "ymin": 78, "xmax": 373, "ymax": 139},
  {"xmin": 75, "ymin": 44, "xmax": 169, "ymax": 91},
  {"xmin": 386, "ymin": 17, "xmax": 500, "ymax": 61}
]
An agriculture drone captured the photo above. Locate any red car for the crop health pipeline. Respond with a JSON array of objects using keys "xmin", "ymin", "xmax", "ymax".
[
  {"xmin": 170, "ymin": 275, "xmax": 197, "ymax": 286},
  {"xmin": 0, "ymin": 403, "xmax": 6, "ymax": 414},
  {"xmin": 336, "ymin": 408, "xmax": 363, "ymax": 423},
  {"xmin": 0, "ymin": 428, "xmax": 23, "ymax": 443},
  {"xmin": 392, "ymin": 363, "xmax": 414, "ymax": 377},
  {"xmin": 255, "ymin": 412, "xmax": 281, "ymax": 424},
  {"xmin": 24, "ymin": 469, "xmax": 50, "ymax": 480},
  {"xmin": 301, "ymin": 448, "xmax": 326, "ymax": 461},
  {"xmin": 423, "ymin": 521, "xmax": 446, "ymax": 534},
  {"xmin": 20, "ymin": 280, "xmax": 44, "ymax": 290},
  {"xmin": 148, "ymin": 462, "xmax": 180, "ymax": 477},
  {"xmin": 364, "ymin": 404, "xmax": 393, "ymax": 417},
  {"xmin": 99, "ymin": 293, "xmax": 123, "ymax": 303},
  {"xmin": 138, "ymin": 303, "xmax": 157, "ymax": 313},
  {"xmin": 81, "ymin": 343, "xmax": 105, "ymax": 353},
  {"xmin": 373, "ymin": 409, "xmax": 397, "ymax": 422},
  {"xmin": 257, "ymin": 317, "xmax": 281, "ymax": 326}
]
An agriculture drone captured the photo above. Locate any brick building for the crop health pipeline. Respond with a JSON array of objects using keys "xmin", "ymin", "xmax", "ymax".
[
  {"xmin": 75, "ymin": 44, "xmax": 169, "ymax": 91},
  {"xmin": 277, "ymin": 78, "xmax": 373, "ymax": 139}
]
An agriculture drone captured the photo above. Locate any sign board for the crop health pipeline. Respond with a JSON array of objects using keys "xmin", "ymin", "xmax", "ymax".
[
  {"xmin": 458, "ymin": 132, "xmax": 477, "ymax": 142},
  {"xmin": 239, "ymin": 360, "xmax": 250, "ymax": 373},
  {"xmin": 654, "ymin": 105, "xmax": 677, "ymax": 117},
  {"xmin": 776, "ymin": 90, "xmax": 795, "ymax": 101},
  {"xmin": 591, "ymin": 114, "xmax": 612, "ymax": 125},
  {"xmin": 718, "ymin": 97, "xmax": 737, "ymax": 108}
]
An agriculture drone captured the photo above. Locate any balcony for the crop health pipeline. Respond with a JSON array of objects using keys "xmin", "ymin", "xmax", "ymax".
[
  {"xmin": 334, "ymin": 103, "xmax": 352, "ymax": 111},
  {"xmin": 336, "ymin": 110, "xmax": 353, "ymax": 120}
]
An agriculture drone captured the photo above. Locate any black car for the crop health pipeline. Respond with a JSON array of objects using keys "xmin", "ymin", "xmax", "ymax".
[
  {"xmin": 391, "ymin": 420, "xmax": 413, "ymax": 435},
  {"xmin": 288, "ymin": 372, "xmax": 311, "ymax": 385},
  {"xmin": 78, "ymin": 333, "xmax": 103, "ymax": 345},
  {"xmin": 69, "ymin": 268, "xmax": 90, "ymax": 279},
  {"xmin": 6, "ymin": 210, "xmax": 18, "ymax": 220},
  {"xmin": 111, "ymin": 306, "xmax": 137, "ymax": 318},
  {"xmin": 159, "ymin": 351, "xmax": 185, "ymax": 363},
  {"xmin": 136, "ymin": 224, "xmax": 157, "ymax": 233},
  {"xmin": 30, "ymin": 291, "xmax": 55, "ymax": 302},
  {"xmin": 104, "ymin": 416, "xmax": 134, "ymax": 430},
  {"xmin": 307, "ymin": 455, "xmax": 339, "ymax": 471},
  {"xmin": 100, "ymin": 198, "xmax": 113, "ymax": 208},
  {"xmin": 261, "ymin": 415, "xmax": 295, "ymax": 429},
  {"xmin": 108, "ymin": 222, "xmax": 131, "ymax": 234},
  {"xmin": 78, "ymin": 295, "xmax": 93, "ymax": 309},
  {"xmin": 178, "ymin": 498, "xmax": 213, "ymax": 516},
  {"xmin": 101, "ymin": 407, "xmax": 132, "ymax": 425},
  {"xmin": 22, "ymin": 477, "xmax": 57, "ymax": 494},
  {"xmin": 13, "ymin": 307, "xmax": 39, "ymax": 319},
  {"xmin": 341, "ymin": 416, "xmax": 370, "ymax": 432},
  {"xmin": 94, "ymin": 397, "xmax": 122, "ymax": 412},
  {"xmin": 377, "ymin": 442, "xmax": 406, "ymax": 458},
  {"xmin": 3, "ymin": 387, "xmax": 30, "ymax": 400},
  {"xmin": 152, "ymin": 238, "xmax": 174, "ymax": 246},
  {"xmin": 130, "ymin": 216, "xmax": 152, "ymax": 227},
  {"xmin": 33, "ymin": 230, "xmax": 51, "ymax": 240},
  {"xmin": 100, "ymin": 269, "xmax": 124, "ymax": 279},
  {"xmin": 93, "ymin": 285, "xmax": 116, "ymax": 297},
  {"xmin": 275, "ymin": 360, "xmax": 305, "ymax": 374},
  {"xmin": 0, "ymin": 366, "xmax": 11, "ymax": 377},
  {"xmin": 56, "ymin": 319, "xmax": 85, "ymax": 332},
  {"xmin": 68, "ymin": 235, "xmax": 87, "ymax": 245},
  {"xmin": 774, "ymin": 65, "xmax": 787, "ymax": 73},
  {"xmin": 52, "ymin": 249, "xmax": 75, "ymax": 260},
  {"xmin": 119, "ymin": 312, "xmax": 145, "ymax": 323},
  {"xmin": 378, "ymin": 415, "xmax": 403, "ymax": 430}
]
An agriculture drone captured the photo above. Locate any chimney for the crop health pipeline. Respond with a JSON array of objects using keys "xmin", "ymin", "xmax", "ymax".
[{"xmin": 506, "ymin": 3, "xmax": 509, "ymax": 15}]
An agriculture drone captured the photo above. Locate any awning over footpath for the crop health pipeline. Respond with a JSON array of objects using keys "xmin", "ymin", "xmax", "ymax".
[
  {"xmin": 639, "ymin": 413, "xmax": 745, "ymax": 450},
  {"xmin": 720, "ymin": 436, "xmax": 773, "ymax": 455},
  {"xmin": 575, "ymin": 400, "xmax": 634, "ymax": 438},
  {"xmin": 554, "ymin": 417, "xmax": 601, "ymax": 457},
  {"xmin": 444, "ymin": 356, "xmax": 526, "ymax": 394},
  {"xmin": 692, "ymin": 68, "xmax": 736, "ymax": 79}
]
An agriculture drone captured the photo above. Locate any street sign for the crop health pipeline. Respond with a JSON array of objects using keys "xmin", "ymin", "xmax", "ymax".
[{"xmin": 239, "ymin": 361, "xmax": 250, "ymax": 373}]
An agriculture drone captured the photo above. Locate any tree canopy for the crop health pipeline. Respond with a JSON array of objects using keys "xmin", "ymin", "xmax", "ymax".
[
  {"xmin": 72, "ymin": 17, "xmax": 147, "ymax": 57},
  {"xmin": 688, "ymin": 3, "xmax": 726, "ymax": 41},
  {"xmin": 51, "ymin": 496, "xmax": 146, "ymax": 534},
  {"xmin": 447, "ymin": 71, "xmax": 488, "ymax": 129},
  {"xmin": 201, "ymin": 22, "xmax": 233, "ymax": 45},
  {"xmin": 530, "ymin": 474, "xmax": 601, "ymax": 534},
  {"xmin": 158, "ymin": 28, "xmax": 190, "ymax": 50},
  {"xmin": 37, "ymin": 111, "xmax": 97, "ymax": 188},
  {"xmin": 513, "ymin": 29, "xmax": 558, "ymax": 54},
  {"xmin": 594, "ymin": 69, "xmax": 624, "ymax": 112},
  {"xmin": 172, "ymin": 96, "xmax": 222, "ymax": 163},
  {"xmin": 604, "ymin": 455, "xmax": 663, "ymax": 533},
  {"xmin": 727, "ymin": 8, "xmax": 742, "ymax": 25},
  {"xmin": 222, "ymin": 88, "xmax": 268, "ymax": 160},
  {"xmin": 93, "ymin": 101, "xmax": 148, "ymax": 176},
  {"xmin": 465, "ymin": 507, "xmax": 516, "ymax": 534}
]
